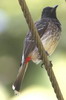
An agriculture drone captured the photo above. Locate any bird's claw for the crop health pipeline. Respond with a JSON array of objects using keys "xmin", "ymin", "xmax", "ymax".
[
  {"xmin": 41, "ymin": 61, "xmax": 53, "ymax": 68},
  {"xmin": 41, "ymin": 63, "xmax": 44, "ymax": 68},
  {"xmin": 50, "ymin": 61, "xmax": 53, "ymax": 67}
]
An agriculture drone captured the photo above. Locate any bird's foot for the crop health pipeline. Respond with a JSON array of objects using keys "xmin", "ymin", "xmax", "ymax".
[
  {"xmin": 41, "ymin": 61, "xmax": 53, "ymax": 68},
  {"xmin": 41, "ymin": 63, "xmax": 44, "ymax": 68}
]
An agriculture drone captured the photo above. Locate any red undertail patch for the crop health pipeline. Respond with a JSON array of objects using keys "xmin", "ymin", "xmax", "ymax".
[{"xmin": 25, "ymin": 56, "xmax": 31, "ymax": 64}]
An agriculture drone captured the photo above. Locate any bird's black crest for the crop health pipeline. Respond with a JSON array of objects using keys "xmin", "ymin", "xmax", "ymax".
[{"xmin": 41, "ymin": 5, "xmax": 58, "ymax": 19}]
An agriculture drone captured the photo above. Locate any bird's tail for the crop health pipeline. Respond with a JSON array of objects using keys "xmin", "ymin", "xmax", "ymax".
[{"xmin": 12, "ymin": 63, "xmax": 28, "ymax": 94}]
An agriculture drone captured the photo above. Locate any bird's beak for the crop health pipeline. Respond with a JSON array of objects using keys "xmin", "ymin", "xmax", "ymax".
[
  {"xmin": 51, "ymin": 5, "xmax": 58, "ymax": 13},
  {"xmin": 53, "ymin": 5, "xmax": 58, "ymax": 11}
]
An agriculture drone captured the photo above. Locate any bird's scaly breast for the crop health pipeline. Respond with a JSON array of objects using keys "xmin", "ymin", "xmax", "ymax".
[
  {"xmin": 44, "ymin": 22, "xmax": 60, "ymax": 55},
  {"xmin": 30, "ymin": 22, "xmax": 61, "ymax": 64}
]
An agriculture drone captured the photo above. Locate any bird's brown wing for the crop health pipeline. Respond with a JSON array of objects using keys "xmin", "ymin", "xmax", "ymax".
[{"xmin": 23, "ymin": 18, "xmax": 48, "ymax": 60}]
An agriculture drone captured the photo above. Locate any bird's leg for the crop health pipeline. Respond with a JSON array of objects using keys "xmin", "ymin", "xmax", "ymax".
[{"xmin": 41, "ymin": 51, "xmax": 49, "ymax": 68}]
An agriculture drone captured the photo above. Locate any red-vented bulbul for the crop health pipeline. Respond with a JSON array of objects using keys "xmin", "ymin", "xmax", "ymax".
[{"xmin": 12, "ymin": 5, "xmax": 61, "ymax": 93}]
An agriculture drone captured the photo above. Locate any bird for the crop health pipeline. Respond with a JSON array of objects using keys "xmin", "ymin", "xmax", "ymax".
[{"xmin": 12, "ymin": 5, "xmax": 61, "ymax": 93}]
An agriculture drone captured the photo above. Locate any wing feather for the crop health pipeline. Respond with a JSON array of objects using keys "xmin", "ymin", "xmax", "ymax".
[{"xmin": 23, "ymin": 18, "xmax": 48, "ymax": 59}]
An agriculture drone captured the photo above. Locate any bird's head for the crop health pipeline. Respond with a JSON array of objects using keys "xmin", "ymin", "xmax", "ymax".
[{"xmin": 41, "ymin": 5, "xmax": 58, "ymax": 19}]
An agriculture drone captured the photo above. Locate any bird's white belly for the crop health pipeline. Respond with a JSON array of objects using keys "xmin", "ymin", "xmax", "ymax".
[
  {"xmin": 30, "ymin": 32, "xmax": 60, "ymax": 64},
  {"xmin": 42, "ymin": 35, "xmax": 59, "ymax": 55}
]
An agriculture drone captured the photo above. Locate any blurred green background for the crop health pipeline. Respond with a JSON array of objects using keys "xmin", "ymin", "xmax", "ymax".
[{"xmin": 0, "ymin": 0, "xmax": 66, "ymax": 99}]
